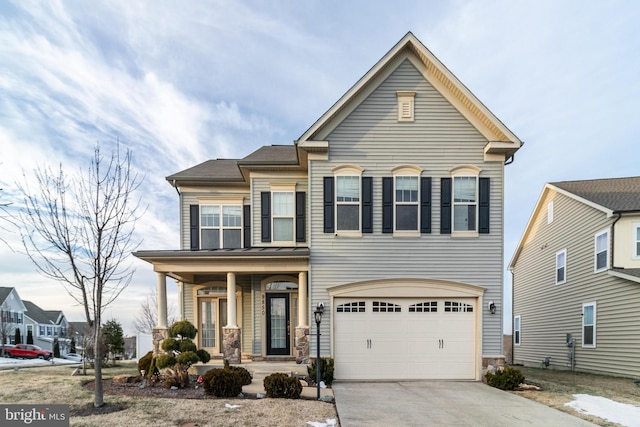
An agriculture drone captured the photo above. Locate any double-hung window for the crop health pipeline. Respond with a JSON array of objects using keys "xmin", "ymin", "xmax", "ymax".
[
  {"xmin": 556, "ymin": 249, "xmax": 567, "ymax": 284},
  {"xmin": 582, "ymin": 302, "xmax": 596, "ymax": 347},
  {"xmin": 395, "ymin": 176, "xmax": 419, "ymax": 231},
  {"xmin": 594, "ymin": 230, "xmax": 609, "ymax": 272},
  {"xmin": 634, "ymin": 223, "xmax": 640, "ymax": 258},
  {"xmin": 200, "ymin": 204, "xmax": 242, "ymax": 249},
  {"xmin": 336, "ymin": 175, "xmax": 360, "ymax": 231},
  {"xmin": 453, "ymin": 176, "xmax": 477, "ymax": 232},
  {"xmin": 514, "ymin": 315, "xmax": 521, "ymax": 346},
  {"xmin": 272, "ymin": 191, "xmax": 294, "ymax": 242}
]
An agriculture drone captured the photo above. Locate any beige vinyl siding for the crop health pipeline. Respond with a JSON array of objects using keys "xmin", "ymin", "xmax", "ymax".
[
  {"xmin": 251, "ymin": 177, "xmax": 309, "ymax": 246},
  {"xmin": 513, "ymin": 190, "xmax": 640, "ymax": 377},
  {"xmin": 308, "ymin": 58, "xmax": 505, "ymax": 356}
]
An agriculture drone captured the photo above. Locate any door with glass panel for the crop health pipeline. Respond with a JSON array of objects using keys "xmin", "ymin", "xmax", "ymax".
[
  {"xmin": 266, "ymin": 293, "xmax": 290, "ymax": 355},
  {"xmin": 199, "ymin": 298, "xmax": 227, "ymax": 354}
]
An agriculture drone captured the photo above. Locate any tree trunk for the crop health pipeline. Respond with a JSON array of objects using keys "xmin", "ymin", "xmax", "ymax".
[{"xmin": 93, "ymin": 321, "xmax": 103, "ymax": 407}]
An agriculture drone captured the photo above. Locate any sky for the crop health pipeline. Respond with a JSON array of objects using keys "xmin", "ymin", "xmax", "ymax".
[{"xmin": 0, "ymin": 0, "xmax": 639, "ymax": 336}]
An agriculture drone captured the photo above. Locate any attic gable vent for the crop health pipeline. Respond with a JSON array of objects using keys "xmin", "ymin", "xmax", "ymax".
[{"xmin": 397, "ymin": 91, "xmax": 416, "ymax": 122}]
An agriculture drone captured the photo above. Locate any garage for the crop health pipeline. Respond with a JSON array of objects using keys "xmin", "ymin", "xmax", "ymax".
[{"xmin": 333, "ymin": 296, "xmax": 478, "ymax": 380}]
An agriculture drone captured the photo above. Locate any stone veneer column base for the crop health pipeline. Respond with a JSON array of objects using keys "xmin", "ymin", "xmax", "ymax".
[
  {"xmin": 482, "ymin": 355, "xmax": 507, "ymax": 382},
  {"xmin": 152, "ymin": 327, "xmax": 169, "ymax": 356},
  {"xmin": 222, "ymin": 327, "xmax": 241, "ymax": 363},
  {"xmin": 295, "ymin": 326, "xmax": 310, "ymax": 364}
]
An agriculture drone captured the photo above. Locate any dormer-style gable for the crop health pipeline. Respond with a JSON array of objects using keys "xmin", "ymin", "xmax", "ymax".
[{"xmin": 297, "ymin": 32, "xmax": 522, "ymax": 162}]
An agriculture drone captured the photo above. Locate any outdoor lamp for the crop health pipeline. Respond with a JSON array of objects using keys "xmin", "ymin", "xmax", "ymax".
[
  {"xmin": 488, "ymin": 301, "xmax": 496, "ymax": 315},
  {"xmin": 313, "ymin": 302, "xmax": 325, "ymax": 399}
]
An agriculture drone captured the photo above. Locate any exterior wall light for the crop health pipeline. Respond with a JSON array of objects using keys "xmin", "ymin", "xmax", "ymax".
[{"xmin": 488, "ymin": 301, "xmax": 496, "ymax": 315}]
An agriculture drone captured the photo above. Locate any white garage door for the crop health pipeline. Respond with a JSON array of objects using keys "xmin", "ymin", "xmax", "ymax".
[{"xmin": 334, "ymin": 298, "xmax": 476, "ymax": 380}]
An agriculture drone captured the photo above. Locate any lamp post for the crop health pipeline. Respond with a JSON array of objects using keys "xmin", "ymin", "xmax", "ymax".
[{"xmin": 313, "ymin": 302, "xmax": 324, "ymax": 399}]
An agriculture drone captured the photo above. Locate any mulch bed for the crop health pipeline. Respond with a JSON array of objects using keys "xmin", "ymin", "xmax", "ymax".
[{"xmin": 84, "ymin": 377, "xmax": 213, "ymax": 400}]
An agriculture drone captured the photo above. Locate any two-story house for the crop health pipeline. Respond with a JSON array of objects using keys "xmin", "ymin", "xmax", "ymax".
[
  {"xmin": 0, "ymin": 287, "xmax": 26, "ymax": 346},
  {"xmin": 134, "ymin": 32, "xmax": 522, "ymax": 380},
  {"xmin": 23, "ymin": 300, "xmax": 70, "ymax": 354},
  {"xmin": 509, "ymin": 177, "xmax": 640, "ymax": 377}
]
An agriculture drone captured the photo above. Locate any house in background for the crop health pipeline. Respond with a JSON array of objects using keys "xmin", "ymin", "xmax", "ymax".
[
  {"xmin": 23, "ymin": 300, "xmax": 70, "ymax": 355},
  {"xmin": 0, "ymin": 287, "xmax": 26, "ymax": 346},
  {"xmin": 134, "ymin": 32, "xmax": 522, "ymax": 380},
  {"xmin": 509, "ymin": 177, "xmax": 640, "ymax": 377}
]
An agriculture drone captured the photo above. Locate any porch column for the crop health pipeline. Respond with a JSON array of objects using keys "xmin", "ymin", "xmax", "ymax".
[
  {"xmin": 157, "ymin": 272, "xmax": 168, "ymax": 328},
  {"xmin": 226, "ymin": 272, "xmax": 237, "ymax": 327},
  {"xmin": 295, "ymin": 271, "xmax": 310, "ymax": 364},
  {"xmin": 297, "ymin": 272, "xmax": 308, "ymax": 328}
]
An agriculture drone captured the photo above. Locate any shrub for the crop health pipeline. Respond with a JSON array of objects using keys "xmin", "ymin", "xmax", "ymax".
[
  {"xmin": 156, "ymin": 354, "xmax": 177, "ymax": 370},
  {"xmin": 263, "ymin": 373, "xmax": 302, "ymax": 399},
  {"xmin": 168, "ymin": 320, "xmax": 198, "ymax": 340},
  {"xmin": 176, "ymin": 351, "xmax": 200, "ymax": 366},
  {"xmin": 485, "ymin": 366, "xmax": 525, "ymax": 390},
  {"xmin": 226, "ymin": 365, "xmax": 253, "ymax": 386},
  {"xmin": 137, "ymin": 351, "xmax": 153, "ymax": 375},
  {"xmin": 307, "ymin": 357, "xmax": 334, "ymax": 386},
  {"xmin": 161, "ymin": 338, "xmax": 179, "ymax": 353},
  {"xmin": 162, "ymin": 364, "xmax": 190, "ymax": 389},
  {"xmin": 196, "ymin": 349, "xmax": 211, "ymax": 364},
  {"xmin": 179, "ymin": 340, "xmax": 197, "ymax": 353},
  {"xmin": 202, "ymin": 368, "xmax": 243, "ymax": 397}
]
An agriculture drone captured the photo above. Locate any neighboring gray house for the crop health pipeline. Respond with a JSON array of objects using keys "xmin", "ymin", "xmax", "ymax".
[
  {"xmin": 23, "ymin": 300, "xmax": 70, "ymax": 354},
  {"xmin": 0, "ymin": 287, "xmax": 26, "ymax": 345},
  {"xmin": 134, "ymin": 32, "xmax": 522, "ymax": 380},
  {"xmin": 509, "ymin": 177, "xmax": 640, "ymax": 377}
]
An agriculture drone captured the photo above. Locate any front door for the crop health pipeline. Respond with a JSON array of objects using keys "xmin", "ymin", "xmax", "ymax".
[
  {"xmin": 266, "ymin": 293, "xmax": 290, "ymax": 355},
  {"xmin": 199, "ymin": 298, "xmax": 227, "ymax": 354}
]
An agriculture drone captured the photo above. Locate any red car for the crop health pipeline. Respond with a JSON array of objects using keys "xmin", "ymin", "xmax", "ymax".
[{"xmin": 6, "ymin": 344, "xmax": 53, "ymax": 360}]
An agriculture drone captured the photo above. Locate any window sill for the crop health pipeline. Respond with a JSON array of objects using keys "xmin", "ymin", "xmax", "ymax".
[
  {"xmin": 393, "ymin": 231, "xmax": 420, "ymax": 238},
  {"xmin": 451, "ymin": 231, "xmax": 479, "ymax": 238},
  {"xmin": 335, "ymin": 231, "xmax": 362, "ymax": 238}
]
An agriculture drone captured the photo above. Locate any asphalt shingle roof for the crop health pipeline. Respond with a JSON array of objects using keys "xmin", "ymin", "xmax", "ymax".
[
  {"xmin": 240, "ymin": 145, "xmax": 298, "ymax": 164},
  {"xmin": 23, "ymin": 300, "xmax": 60, "ymax": 325},
  {"xmin": 551, "ymin": 177, "xmax": 640, "ymax": 212},
  {"xmin": 166, "ymin": 159, "xmax": 244, "ymax": 182},
  {"xmin": 0, "ymin": 287, "xmax": 12, "ymax": 305}
]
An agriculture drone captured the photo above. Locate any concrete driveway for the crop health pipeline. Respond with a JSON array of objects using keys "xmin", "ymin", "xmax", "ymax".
[{"xmin": 333, "ymin": 381, "xmax": 597, "ymax": 426}]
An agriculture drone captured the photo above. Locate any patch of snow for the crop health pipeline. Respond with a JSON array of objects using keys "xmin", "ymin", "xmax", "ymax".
[
  {"xmin": 0, "ymin": 357, "xmax": 79, "ymax": 370},
  {"xmin": 224, "ymin": 403, "xmax": 241, "ymax": 409},
  {"xmin": 565, "ymin": 394, "xmax": 640, "ymax": 427}
]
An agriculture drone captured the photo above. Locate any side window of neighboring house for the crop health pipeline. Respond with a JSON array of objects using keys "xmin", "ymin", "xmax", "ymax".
[
  {"xmin": 594, "ymin": 230, "xmax": 609, "ymax": 272},
  {"xmin": 441, "ymin": 165, "xmax": 489, "ymax": 235},
  {"xmin": 39, "ymin": 326, "xmax": 45, "ymax": 336},
  {"xmin": 582, "ymin": 302, "xmax": 596, "ymax": 348},
  {"xmin": 514, "ymin": 315, "xmax": 521, "ymax": 346},
  {"xmin": 556, "ymin": 249, "xmax": 567, "ymax": 284},
  {"xmin": 634, "ymin": 223, "xmax": 640, "ymax": 258},
  {"xmin": 46, "ymin": 326, "xmax": 52, "ymax": 336},
  {"xmin": 200, "ymin": 204, "xmax": 242, "ymax": 249},
  {"xmin": 547, "ymin": 202, "xmax": 554, "ymax": 224}
]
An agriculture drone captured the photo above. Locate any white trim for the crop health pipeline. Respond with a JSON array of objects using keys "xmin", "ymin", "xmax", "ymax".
[
  {"xmin": 594, "ymin": 228, "xmax": 610, "ymax": 272},
  {"xmin": 334, "ymin": 167, "xmax": 363, "ymax": 235},
  {"xmin": 396, "ymin": 91, "xmax": 416, "ymax": 122},
  {"xmin": 556, "ymin": 249, "xmax": 567, "ymax": 285},
  {"xmin": 547, "ymin": 201, "xmax": 554, "ymax": 224},
  {"xmin": 633, "ymin": 222, "xmax": 640, "ymax": 259},
  {"xmin": 582, "ymin": 302, "xmax": 596, "ymax": 348}
]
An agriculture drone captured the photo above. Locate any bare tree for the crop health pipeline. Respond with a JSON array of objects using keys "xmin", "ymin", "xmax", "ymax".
[
  {"xmin": 0, "ymin": 302, "xmax": 15, "ymax": 356},
  {"xmin": 131, "ymin": 287, "xmax": 177, "ymax": 334},
  {"xmin": 16, "ymin": 144, "xmax": 143, "ymax": 407}
]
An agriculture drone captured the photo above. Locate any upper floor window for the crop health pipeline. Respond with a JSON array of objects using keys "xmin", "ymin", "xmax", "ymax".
[
  {"xmin": 594, "ymin": 230, "xmax": 609, "ymax": 272},
  {"xmin": 272, "ymin": 192, "xmax": 294, "ymax": 242},
  {"xmin": 442, "ymin": 165, "xmax": 487, "ymax": 236},
  {"xmin": 556, "ymin": 249, "xmax": 567, "ymax": 284},
  {"xmin": 582, "ymin": 302, "xmax": 596, "ymax": 348},
  {"xmin": 634, "ymin": 223, "xmax": 640, "ymax": 258},
  {"xmin": 514, "ymin": 315, "xmax": 521, "ymax": 346},
  {"xmin": 453, "ymin": 176, "xmax": 477, "ymax": 232},
  {"xmin": 201, "ymin": 204, "xmax": 242, "ymax": 249}
]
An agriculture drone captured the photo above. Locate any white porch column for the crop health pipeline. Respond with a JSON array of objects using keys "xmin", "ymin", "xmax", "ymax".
[
  {"xmin": 157, "ymin": 272, "xmax": 168, "ymax": 328},
  {"xmin": 298, "ymin": 271, "xmax": 308, "ymax": 327},
  {"xmin": 226, "ymin": 272, "xmax": 237, "ymax": 327}
]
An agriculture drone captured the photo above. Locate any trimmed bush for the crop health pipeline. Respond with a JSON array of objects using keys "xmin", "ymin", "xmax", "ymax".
[
  {"xmin": 196, "ymin": 349, "xmax": 211, "ymax": 364},
  {"xmin": 179, "ymin": 340, "xmax": 197, "ymax": 353},
  {"xmin": 485, "ymin": 366, "xmax": 525, "ymax": 390},
  {"xmin": 137, "ymin": 351, "xmax": 153, "ymax": 375},
  {"xmin": 156, "ymin": 354, "xmax": 177, "ymax": 370},
  {"xmin": 307, "ymin": 357, "xmax": 334, "ymax": 386},
  {"xmin": 202, "ymin": 368, "xmax": 243, "ymax": 397},
  {"xmin": 263, "ymin": 373, "xmax": 302, "ymax": 399},
  {"xmin": 176, "ymin": 351, "xmax": 200, "ymax": 366},
  {"xmin": 226, "ymin": 365, "xmax": 253, "ymax": 386},
  {"xmin": 168, "ymin": 320, "xmax": 198, "ymax": 340},
  {"xmin": 161, "ymin": 338, "xmax": 179, "ymax": 353}
]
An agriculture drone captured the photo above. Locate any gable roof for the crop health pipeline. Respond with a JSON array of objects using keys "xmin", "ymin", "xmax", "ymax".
[
  {"xmin": 23, "ymin": 300, "xmax": 63, "ymax": 325},
  {"xmin": 240, "ymin": 145, "xmax": 298, "ymax": 165},
  {"xmin": 297, "ymin": 32, "xmax": 522, "ymax": 159},
  {"xmin": 166, "ymin": 159, "xmax": 244, "ymax": 184},
  {"xmin": 551, "ymin": 177, "xmax": 640, "ymax": 213},
  {"xmin": 0, "ymin": 287, "xmax": 12, "ymax": 305},
  {"xmin": 509, "ymin": 176, "xmax": 640, "ymax": 269},
  {"xmin": 0, "ymin": 287, "xmax": 27, "ymax": 311}
]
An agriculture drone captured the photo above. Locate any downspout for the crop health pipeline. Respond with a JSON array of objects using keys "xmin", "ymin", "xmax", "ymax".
[
  {"xmin": 172, "ymin": 180, "xmax": 180, "ymax": 196},
  {"xmin": 610, "ymin": 212, "xmax": 622, "ymax": 268},
  {"xmin": 510, "ymin": 269, "xmax": 515, "ymax": 365}
]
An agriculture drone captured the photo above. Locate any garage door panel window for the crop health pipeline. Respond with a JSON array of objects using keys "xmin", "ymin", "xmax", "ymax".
[
  {"xmin": 444, "ymin": 301, "xmax": 473, "ymax": 312},
  {"xmin": 409, "ymin": 301, "xmax": 438, "ymax": 312},
  {"xmin": 373, "ymin": 301, "xmax": 401, "ymax": 312},
  {"xmin": 336, "ymin": 301, "xmax": 366, "ymax": 313}
]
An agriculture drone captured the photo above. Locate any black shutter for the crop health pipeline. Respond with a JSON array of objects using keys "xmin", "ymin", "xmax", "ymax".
[
  {"xmin": 440, "ymin": 178, "xmax": 452, "ymax": 234},
  {"xmin": 420, "ymin": 177, "xmax": 432, "ymax": 233},
  {"xmin": 362, "ymin": 177, "xmax": 373, "ymax": 233},
  {"xmin": 296, "ymin": 191, "xmax": 306, "ymax": 242},
  {"xmin": 261, "ymin": 192, "xmax": 271, "ymax": 242},
  {"xmin": 382, "ymin": 177, "xmax": 393, "ymax": 233},
  {"xmin": 479, "ymin": 177, "xmax": 490, "ymax": 234},
  {"xmin": 323, "ymin": 177, "xmax": 334, "ymax": 233},
  {"xmin": 243, "ymin": 205, "xmax": 251, "ymax": 248},
  {"xmin": 189, "ymin": 205, "xmax": 199, "ymax": 250}
]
